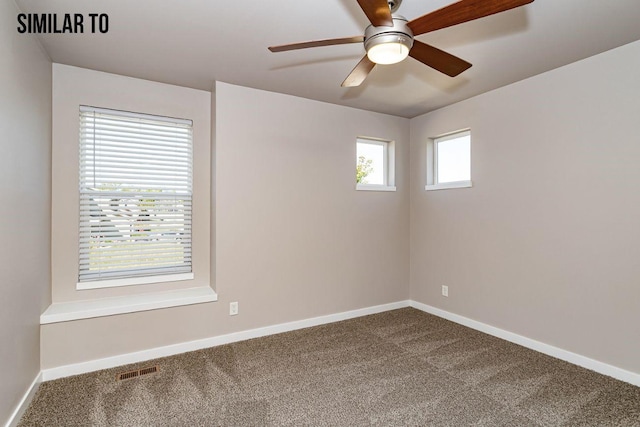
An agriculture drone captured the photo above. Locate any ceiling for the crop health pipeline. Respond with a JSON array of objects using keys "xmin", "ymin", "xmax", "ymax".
[{"xmin": 16, "ymin": 0, "xmax": 640, "ymax": 118}]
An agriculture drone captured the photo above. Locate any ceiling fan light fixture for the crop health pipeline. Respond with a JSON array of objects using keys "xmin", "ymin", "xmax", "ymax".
[
  {"xmin": 363, "ymin": 16, "xmax": 413, "ymax": 65},
  {"xmin": 366, "ymin": 39, "xmax": 410, "ymax": 64}
]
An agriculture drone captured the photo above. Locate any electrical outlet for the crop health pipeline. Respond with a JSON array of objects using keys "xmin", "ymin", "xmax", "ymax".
[
  {"xmin": 442, "ymin": 285, "xmax": 449, "ymax": 297},
  {"xmin": 229, "ymin": 301, "xmax": 238, "ymax": 316}
]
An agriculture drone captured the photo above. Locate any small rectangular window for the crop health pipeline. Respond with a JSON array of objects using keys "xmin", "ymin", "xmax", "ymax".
[
  {"xmin": 426, "ymin": 130, "xmax": 472, "ymax": 191},
  {"xmin": 356, "ymin": 137, "xmax": 396, "ymax": 191},
  {"xmin": 78, "ymin": 106, "xmax": 194, "ymax": 288}
]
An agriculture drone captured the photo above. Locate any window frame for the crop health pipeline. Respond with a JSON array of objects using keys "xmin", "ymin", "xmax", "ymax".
[
  {"xmin": 426, "ymin": 129, "xmax": 472, "ymax": 191},
  {"xmin": 77, "ymin": 106, "xmax": 195, "ymax": 290},
  {"xmin": 356, "ymin": 136, "xmax": 396, "ymax": 192}
]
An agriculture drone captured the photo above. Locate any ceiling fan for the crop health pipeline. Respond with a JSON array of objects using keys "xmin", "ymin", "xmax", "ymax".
[{"xmin": 268, "ymin": 0, "xmax": 534, "ymax": 87}]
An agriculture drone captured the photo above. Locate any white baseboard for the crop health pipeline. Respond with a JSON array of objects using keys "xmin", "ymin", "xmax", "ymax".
[
  {"xmin": 410, "ymin": 300, "xmax": 640, "ymax": 387},
  {"xmin": 5, "ymin": 372, "xmax": 42, "ymax": 427},
  {"xmin": 39, "ymin": 299, "xmax": 640, "ymax": 388},
  {"xmin": 41, "ymin": 300, "xmax": 411, "ymax": 381}
]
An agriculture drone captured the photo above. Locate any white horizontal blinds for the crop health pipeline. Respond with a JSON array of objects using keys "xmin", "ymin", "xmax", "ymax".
[{"xmin": 79, "ymin": 106, "xmax": 193, "ymax": 283}]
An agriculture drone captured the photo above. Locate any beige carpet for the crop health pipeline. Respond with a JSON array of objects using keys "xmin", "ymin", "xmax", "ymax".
[{"xmin": 19, "ymin": 308, "xmax": 640, "ymax": 426}]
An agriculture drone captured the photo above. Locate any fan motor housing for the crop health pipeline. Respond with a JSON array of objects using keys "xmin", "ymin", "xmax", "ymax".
[{"xmin": 364, "ymin": 15, "xmax": 414, "ymax": 53}]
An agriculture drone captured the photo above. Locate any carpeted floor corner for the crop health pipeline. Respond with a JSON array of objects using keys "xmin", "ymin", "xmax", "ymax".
[{"xmin": 19, "ymin": 308, "xmax": 640, "ymax": 426}]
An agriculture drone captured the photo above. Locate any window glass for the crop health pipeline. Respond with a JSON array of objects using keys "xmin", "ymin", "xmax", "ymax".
[
  {"xmin": 436, "ymin": 132, "xmax": 470, "ymax": 184},
  {"xmin": 356, "ymin": 139, "xmax": 386, "ymax": 185}
]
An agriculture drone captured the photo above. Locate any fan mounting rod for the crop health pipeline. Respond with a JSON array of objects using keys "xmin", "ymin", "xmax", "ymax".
[{"xmin": 388, "ymin": 0, "xmax": 402, "ymax": 13}]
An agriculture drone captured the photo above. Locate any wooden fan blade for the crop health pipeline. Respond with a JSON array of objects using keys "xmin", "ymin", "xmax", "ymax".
[
  {"xmin": 341, "ymin": 56, "xmax": 376, "ymax": 87},
  {"xmin": 408, "ymin": 0, "xmax": 534, "ymax": 36},
  {"xmin": 269, "ymin": 36, "xmax": 364, "ymax": 52},
  {"xmin": 409, "ymin": 40, "xmax": 472, "ymax": 77},
  {"xmin": 357, "ymin": 0, "xmax": 393, "ymax": 27}
]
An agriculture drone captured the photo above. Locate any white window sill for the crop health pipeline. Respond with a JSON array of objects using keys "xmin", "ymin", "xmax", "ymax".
[
  {"xmin": 356, "ymin": 184, "xmax": 397, "ymax": 192},
  {"xmin": 77, "ymin": 273, "xmax": 194, "ymax": 290},
  {"xmin": 40, "ymin": 286, "xmax": 217, "ymax": 324},
  {"xmin": 425, "ymin": 180, "xmax": 472, "ymax": 191}
]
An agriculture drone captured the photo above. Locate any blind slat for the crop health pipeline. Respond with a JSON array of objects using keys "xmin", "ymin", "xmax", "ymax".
[
  {"xmin": 80, "ymin": 265, "xmax": 192, "ymax": 281},
  {"xmin": 79, "ymin": 230, "xmax": 192, "ymax": 238},
  {"xmin": 80, "ymin": 119, "xmax": 192, "ymax": 135},
  {"xmin": 79, "ymin": 238, "xmax": 192, "ymax": 249},
  {"xmin": 80, "ymin": 254, "xmax": 192, "ymax": 266},
  {"xmin": 80, "ymin": 192, "xmax": 191, "ymax": 199},
  {"xmin": 80, "ymin": 248, "xmax": 192, "ymax": 259},
  {"xmin": 80, "ymin": 170, "xmax": 191, "ymax": 180},
  {"xmin": 80, "ymin": 105, "xmax": 193, "ymax": 126},
  {"xmin": 80, "ymin": 117, "xmax": 191, "ymax": 132},
  {"xmin": 78, "ymin": 156, "xmax": 193, "ymax": 169},
  {"xmin": 81, "ymin": 145, "xmax": 191, "ymax": 159},
  {"xmin": 80, "ymin": 163, "xmax": 192, "ymax": 174},
  {"xmin": 80, "ymin": 132, "xmax": 192, "ymax": 147}
]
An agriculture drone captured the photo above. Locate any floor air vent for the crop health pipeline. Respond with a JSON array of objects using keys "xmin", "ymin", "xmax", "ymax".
[{"xmin": 116, "ymin": 365, "xmax": 159, "ymax": 381}]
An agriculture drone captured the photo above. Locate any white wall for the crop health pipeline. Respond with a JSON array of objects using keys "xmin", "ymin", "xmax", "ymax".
[
  {"xmin": 215, "ymin": 82, "xmax": 410, "ymax": 326},
  {"xmin": 41, "ymin": 79, "xmax": 410, "ymax": 368},
  {"xmin": 0, "ymin": 1, "xmax": 51, "ymax": 423},
  {"xmin": 410, "ymin": 40, "xmax": 640, "ymax": 374}
]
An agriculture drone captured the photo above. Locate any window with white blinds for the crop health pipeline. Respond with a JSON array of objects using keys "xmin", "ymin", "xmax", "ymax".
[{"xmin": 79, "ymin": 106, "xmax": 193, "ymax": 285}]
